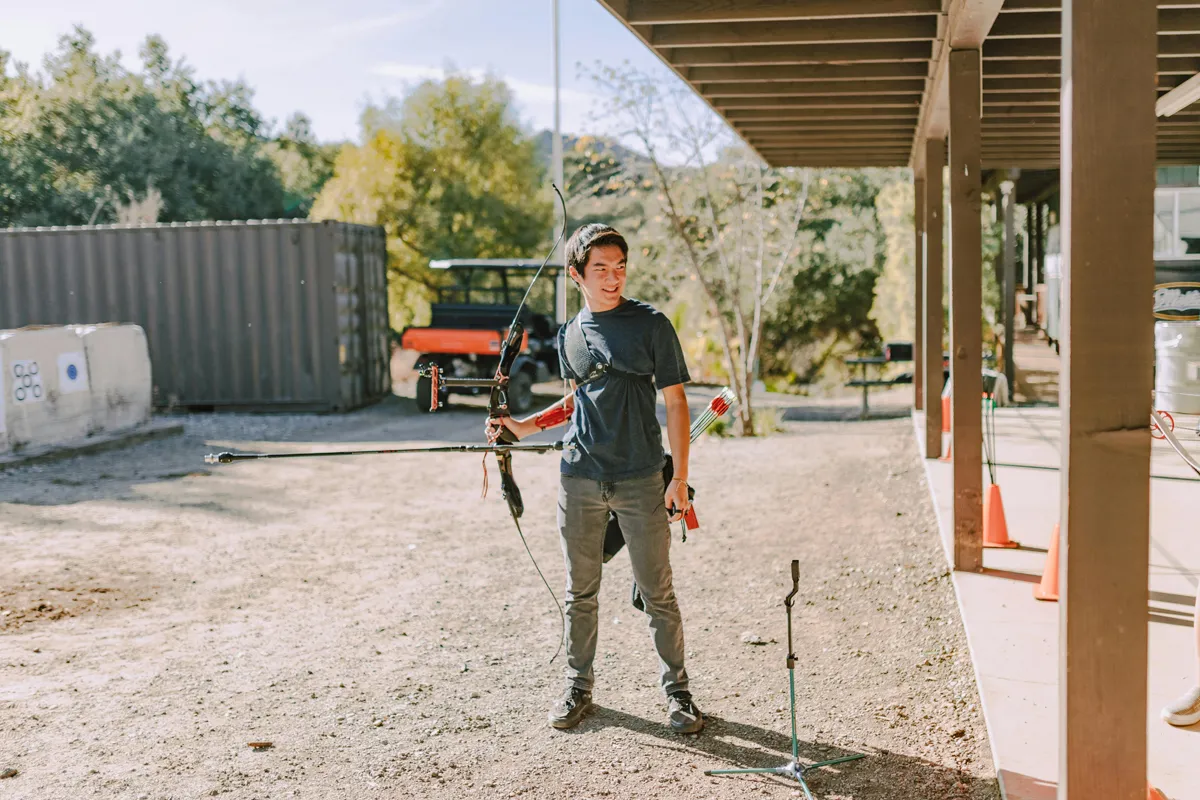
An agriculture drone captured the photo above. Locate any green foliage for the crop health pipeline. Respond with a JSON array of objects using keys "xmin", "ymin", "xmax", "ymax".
[
  {"xmin": 576, "ymin": 63, "xmax": 898, "ymax": 428},
  {"xmin": 312, "ymin": 72, "xmax": 553, "ymax": 329},
  {"xmin": 264, "ymin": 113, "xmax": 340, "ymax": 217},
  {"xmin": 870, "ymin": 179, "xmax": 916, "ymax": 344},
  {"xmin": 756, "ymin": 169, "xmax": 893, "ymax": 380},
  {"xmin": 0, "ymin": 27, "xmax": 311, "ymax": 227}
]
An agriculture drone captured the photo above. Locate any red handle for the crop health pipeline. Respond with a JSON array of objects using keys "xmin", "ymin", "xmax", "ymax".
[
  {"xmin": 429, "ymin": 364, "xmax": 441, "ymax": 412},
  {"xmin": 683, "ymin": 506, "xmax": 699, "ymax": 530}
]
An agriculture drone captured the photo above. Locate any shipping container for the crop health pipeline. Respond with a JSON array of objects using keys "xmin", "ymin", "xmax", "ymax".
[{"xmin": 0, "ymin": 220, "xmax": 390, "ymax": 412}]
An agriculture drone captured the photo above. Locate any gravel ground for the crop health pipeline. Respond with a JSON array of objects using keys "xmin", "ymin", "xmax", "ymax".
[{"xmin": 0, "ymin": 387, "xmax": 998, "ymax": 799}]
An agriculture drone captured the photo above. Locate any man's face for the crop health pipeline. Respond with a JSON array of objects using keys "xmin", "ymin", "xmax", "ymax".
[{"xmin": 570, "ymin": 243, "xmax": 627, "ymax": 312}]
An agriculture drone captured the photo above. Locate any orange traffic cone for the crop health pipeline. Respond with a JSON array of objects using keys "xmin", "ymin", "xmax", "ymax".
[
  {"xmin": 1034, "ymin": 523, "xmax": 1060, "ymax": 601},
  {"xmin": 983, "ymin": 484, "xmax": 1019, "ymax": 548},
  {"xmin": 941, "ymin": 394, "xmax": 951, "ymax": 433},
  {"xmin": 1148, "ymin": 784, "xmax": 1167, "ymax": 800},
  {"xmin": 939, "ymin": 437, "xmax": 952, "ymax": 462}
]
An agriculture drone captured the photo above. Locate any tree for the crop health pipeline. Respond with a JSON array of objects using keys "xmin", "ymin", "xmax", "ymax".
[
  {"xmin": 264, "ymin": 112, "xmax": 340, "ymax": 217},
  {"xmin": 584, "ymin": 64, "xmax": 893, "ymax": 434},
  {"xmin": 0, "ymin": 27, "xmax": 295, "ymax": 227},
  {"xmin": 312, "ymin": 72, "xmax": 553, "ymax": 329}
]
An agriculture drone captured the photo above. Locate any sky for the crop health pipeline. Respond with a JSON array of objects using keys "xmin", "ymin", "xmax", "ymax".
[{"xmin": 1, "ymin": 0, "xmax": 700, "ymax": 144}]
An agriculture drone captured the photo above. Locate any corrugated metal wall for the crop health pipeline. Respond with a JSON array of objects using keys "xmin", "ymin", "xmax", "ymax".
[{"xmin": 0, "ymin": 220, "xmax": 391, "ymax": 412}]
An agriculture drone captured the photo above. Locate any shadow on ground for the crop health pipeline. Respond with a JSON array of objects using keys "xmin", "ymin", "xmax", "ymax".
[{"xmin": 565, "ymin": 707, "xmax": 997, "ymax": 798}]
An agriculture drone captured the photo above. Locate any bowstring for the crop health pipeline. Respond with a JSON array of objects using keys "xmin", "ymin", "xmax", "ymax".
[
  {"xmin": 509, "ymin": 508, "xmax": 566, "ymax": 664},
  {"xmin": 509, "ymin": 184, "xmax": 568, "ymax": 329},
  {"xmin": 498, "ymin": 183, "xmax": 568, "ymax": 665}
]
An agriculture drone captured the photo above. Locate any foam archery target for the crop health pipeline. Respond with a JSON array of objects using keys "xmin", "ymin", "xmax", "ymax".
[
  {"xmin": 58, "ymin": 351, "xmax": 89, "ymax": 394},
  {"xmin": 11, "ymin": 361, "xmax": 44, "ymax": 404}
]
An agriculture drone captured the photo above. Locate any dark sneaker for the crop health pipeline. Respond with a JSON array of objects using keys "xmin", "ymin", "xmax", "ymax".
[
  {"xmin": 548, "ymin": 686, "xmax": 593, "ymax": 729},
  {"xmin": 667, "ymin": 690, "xmax": 704, "ymax": 734}
]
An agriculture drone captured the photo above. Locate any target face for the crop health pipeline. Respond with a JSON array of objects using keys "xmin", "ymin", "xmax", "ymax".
[{"xmin": 11, "ymin": 361, "xmax": 44, "ymax": 404}]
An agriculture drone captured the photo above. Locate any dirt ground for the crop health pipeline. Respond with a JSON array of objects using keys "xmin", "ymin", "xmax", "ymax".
[{"xmin": 0, "ymin": 385, "xmax": 998, "ymax": 800}]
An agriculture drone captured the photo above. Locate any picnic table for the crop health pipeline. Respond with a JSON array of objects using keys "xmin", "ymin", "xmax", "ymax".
[{"xmin": 845, "ymin": 356, "xmax": 894, "ymax": 419}]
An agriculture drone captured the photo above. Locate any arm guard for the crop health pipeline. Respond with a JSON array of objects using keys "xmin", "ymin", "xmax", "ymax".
[{"xmin": 534, "ymin": 398, "xmax": 572, "ymax": 430}]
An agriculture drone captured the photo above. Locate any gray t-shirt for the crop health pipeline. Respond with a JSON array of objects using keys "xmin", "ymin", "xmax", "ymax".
[{"xmin": 557, "ymin": 298, "xmax": 690, "ymax": 481}]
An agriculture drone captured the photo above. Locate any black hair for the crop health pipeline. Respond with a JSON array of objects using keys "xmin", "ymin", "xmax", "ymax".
[{"xmin": 564, "ymin": 223, "xmax": 628, "ymax": 277}]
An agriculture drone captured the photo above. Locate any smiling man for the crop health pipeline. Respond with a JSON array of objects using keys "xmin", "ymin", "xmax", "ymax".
[{"xmin": 486, "ymin": 223, "xmax": 702, "ymax": 734}]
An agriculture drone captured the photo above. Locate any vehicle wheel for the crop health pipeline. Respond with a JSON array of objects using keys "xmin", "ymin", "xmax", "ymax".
[
  {"xmin": 509, "ymin": 370, "xmax": 535, "ymax": 415},
  {"xmin": 415, "ymin": 373, "xmax": 434, "ymax": 412}
]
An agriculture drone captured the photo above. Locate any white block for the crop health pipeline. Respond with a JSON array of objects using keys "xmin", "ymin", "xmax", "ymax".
[
  {"xmin": 71, "ymin": 324, "xmax": 152, "ymax": 433},
  {"xmin": 0, "ymin": 327, "xmax": 93, "ymax": 451}
]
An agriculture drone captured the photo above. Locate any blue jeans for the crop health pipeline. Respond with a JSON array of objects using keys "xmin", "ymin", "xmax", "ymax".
[{"xmin": 557, "ymin": 472, "xmax": 689, "ymax": 695}]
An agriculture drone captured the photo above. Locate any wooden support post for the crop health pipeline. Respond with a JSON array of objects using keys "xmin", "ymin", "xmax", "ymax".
[
  {"xmin": 948, "ymin": 48, "xmax": 983, "ymax": 573},
  {"xmin": 914, "ymin": 175, "xmax": 926, "ymax": 411},
  {"xmin": 923, "ymin": 139, "xmax": 945, "ymax": 459},
  {"xmin": 1003, "ymin": 178, "xmax": 1017, "ymax": 402},
  {"xmin": 1059, "ymin": 1, "xmax": 1155, "ymax": 797}
]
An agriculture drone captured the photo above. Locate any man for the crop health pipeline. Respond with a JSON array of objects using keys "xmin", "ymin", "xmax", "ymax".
[
  {"xmin": 1161, "ymin": 583, "xmax": 1200, "ymax": 727},
  {"xmin": 486, "ymin": 223, "xmax": 703, "ymax": 734}
]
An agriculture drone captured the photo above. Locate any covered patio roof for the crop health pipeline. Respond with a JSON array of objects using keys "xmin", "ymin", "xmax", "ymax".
[{"xmin": 597, "ymin": 1, "xmax": 1200, "ymax": 169}]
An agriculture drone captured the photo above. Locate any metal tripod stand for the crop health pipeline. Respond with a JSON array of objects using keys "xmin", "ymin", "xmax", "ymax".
[{"xmin": 704, "ymin": 559, "xmax": 866, "ymax": 798}]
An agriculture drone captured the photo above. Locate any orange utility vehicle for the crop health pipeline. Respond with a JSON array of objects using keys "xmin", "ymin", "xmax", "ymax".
[{"xmin": 400, "ymin": 259, "xmax": 566, "ymax": 414}]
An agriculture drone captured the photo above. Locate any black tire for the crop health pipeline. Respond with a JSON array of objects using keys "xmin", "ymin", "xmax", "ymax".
[
  {"xmin": 415, "ymin": 373, "xmax": 434, "ymax": 413},
  {"xmin": 509, "ymin": 370, "xmax": 535, "ymax": 415}
]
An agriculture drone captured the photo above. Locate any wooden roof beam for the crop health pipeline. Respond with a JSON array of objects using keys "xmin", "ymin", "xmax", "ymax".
[
  {"xmin": 666, "ymin": 41, "xmax": 933, "ymax": 66},
  {"xmin": 910, "ymin": 0, "xmax": 1007, "ymax": 173},
  {"xmin": 984, "ymin": 58, "xmax": 1060, "ymax": 76},
  {"xmin": 986, "ymin": 8, "xmax": 1200, "ymax": 38},
  {"xmin": 651, "ymin": 17, "xmax": 939, "ymax": 49},
  {"xmin": 982, "ymin": 92, "xmax": 1061, "ymax": 104},
  {"xmin": 734, "ymin": 121, "xmax": 918, "ymax": 131},
  {"xmin": 714, "ymin": 95, "xmax": 924, "ymax": 110},
  {"xmin": 983, "ymin": 77, "xmax": 1060, "ymax": 91},
  {"xmin": 701, "ymin": 79, "xmax": 927, "ymax": 96},
  {"xmin": 986, "ymin": 56, "xmax": 1200, "ymax": 76},
  {"xmin": 986, "ymin": 35, "xmax": 1200, "ymax": 59},
  {"xmin": 687, "ymin": 63, "xmax": 931, "ymax": 82},
  {"xmin": 772, "ymin": 158, "xmax": 911, "ymax": 166},
  {"xmin": 595, "ymin": 0, "xmax": 767, "ymax": 161},
  {"xmin": 751, "ymin": 139, "xmax": 917, "ymax": 149},
  {"xmin": 625, "ymin": 0, "xmax": 941, "ymax": 25},
  {"xmin": 724, "ymin": 108, "xmax": 921, "ymax": 120}
]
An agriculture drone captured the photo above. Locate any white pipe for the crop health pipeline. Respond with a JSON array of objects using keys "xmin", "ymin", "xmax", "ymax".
[{"xmin": 1156, "ymin": 72, "xmax": 1200, "ymax": 117}]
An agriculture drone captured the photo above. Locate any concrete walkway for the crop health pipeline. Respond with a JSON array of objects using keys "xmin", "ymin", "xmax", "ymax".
[{"xmin": 915, "ymin": 406, "xmax": 1200, "ymax": 799}]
